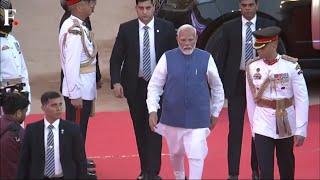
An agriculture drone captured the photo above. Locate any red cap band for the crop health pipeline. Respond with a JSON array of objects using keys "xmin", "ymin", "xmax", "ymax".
[
  {"xmin": 255, "ymin": 36, "xmax": 278, "ymax": 44},
  {"xmin": 66, "ymin": 0, "xmax": 81, "ymax": 6}
]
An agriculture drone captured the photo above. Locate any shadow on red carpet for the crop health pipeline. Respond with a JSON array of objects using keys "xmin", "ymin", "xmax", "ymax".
[{"xmin": 26, "ymin": 105, "xmax": 320, "ymax": 179}]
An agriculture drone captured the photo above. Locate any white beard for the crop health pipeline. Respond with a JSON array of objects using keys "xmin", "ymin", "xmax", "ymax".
[{"xmin": 180, "ymin": 45, "xmax": 196, "ymax": 55}]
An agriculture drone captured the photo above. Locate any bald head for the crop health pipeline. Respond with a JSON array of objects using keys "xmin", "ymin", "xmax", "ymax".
[{"xmin": 176, "ymin": 24, "xmax": 197, "ymax": 55}]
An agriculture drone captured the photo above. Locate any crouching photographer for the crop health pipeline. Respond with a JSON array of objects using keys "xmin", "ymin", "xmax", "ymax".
[{"xmin": 0, "ymin": 92, "xmax": 29, "ymax": 179}]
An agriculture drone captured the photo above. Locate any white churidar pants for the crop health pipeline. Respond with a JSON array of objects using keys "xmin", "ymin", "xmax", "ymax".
[{"xmin": 155, "ymin": 122, "xmax": 210, "ymax": 179}]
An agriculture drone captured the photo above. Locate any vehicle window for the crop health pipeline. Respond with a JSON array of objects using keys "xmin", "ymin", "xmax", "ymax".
[
  {"xmin": 196, "ymin": 0, "xmax": 214, "ymax": 3},
  {"xmin": 259, "ymin": 0, "xmax": 282, "ymax": 20},
  {"xmin": 165, "ymin": 0, "xmax": 193, "ymax": 9},
  {"xmin": 196, "ymin": 1, "xmax": 220, "ymax": 20},
  {"xmin": 219, "ymin": 0, "xmax": 282, "ymax": 20},
  {"xmin": 215, "ymin": 0, "xmax": 239, "ymax": 13}
]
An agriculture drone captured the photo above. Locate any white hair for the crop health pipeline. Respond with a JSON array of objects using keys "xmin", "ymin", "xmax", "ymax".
[{"xmin": 177, "ymin": 24, "xmax": 197, "ymax": 37}]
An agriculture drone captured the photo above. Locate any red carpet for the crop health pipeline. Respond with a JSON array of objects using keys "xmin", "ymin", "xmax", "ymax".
[{"xmin": 26, "ymin": 105, "xmax": 320, "ymax": 179}]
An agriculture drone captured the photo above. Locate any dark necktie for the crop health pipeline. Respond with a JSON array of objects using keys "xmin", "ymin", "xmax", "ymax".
[
  {"xmin": 245, "ymin": 21, "xmax": 254, "ymax": 63},
  {"xmin": 142, "ymin": 26, "xmax": 152, "ymax": 81},
  {"xmin": 44, "ymin": 125, "xmax": 55, "ymax": 177}
]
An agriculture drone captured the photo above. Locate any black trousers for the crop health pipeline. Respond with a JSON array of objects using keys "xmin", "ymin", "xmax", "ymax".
[
  {"xmin": 255, "ymin": 134, "xmax": 295, "ymax": 179},
  {"xmin": 126, "ymin": 78, "xmax": 162, "ymax": 176},
  {"xmin": 227, "ymin": 71, "xmax": 259, "ymax": 176},
  {"xmin": 64, "ymin": 96, "xmax": 92, "ymax": 143},
  {"xmin": 251, "ymin": 137, "xmax": 259, "ymax": 173}
]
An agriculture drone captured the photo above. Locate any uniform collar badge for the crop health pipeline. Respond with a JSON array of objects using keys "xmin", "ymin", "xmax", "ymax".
[
  {"xmin": 253, "ymin": 68, "xmax": 262, "ymax": 80},
  {"xmin": 1, "ymin": 45, "xmax": 10, "ymax": 51}
]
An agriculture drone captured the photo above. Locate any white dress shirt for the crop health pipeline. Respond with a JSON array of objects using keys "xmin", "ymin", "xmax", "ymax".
[
  {"xmin": 240, "ymin": 15, "xmax": 257, "ymax": 70},
  {"xmin": 44, "ymin": 119, "xmax": 63, "ymax": 177},
  {"xmin": 0, "ymin": 34, "xmax": 31, "ymax": 114},
  {"xmin": 246, "ymin": 55, "xmax": 309, "ymax": 139},
  {"xmin": 147, "ymin": 52, "xmax": 225, "ymax": 118},
  {"xmin": 59, "ymin": 15, "xmax": 96, "ymax": 100},
  {"xmin": 138, "ymin": 18, "xmax": 157, "ymax": 78}
]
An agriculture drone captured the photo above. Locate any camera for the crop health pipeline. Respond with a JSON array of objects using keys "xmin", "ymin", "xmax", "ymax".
[{"xmin": 0, "ymin": 80, "xmax": 28, "ymax": 106}]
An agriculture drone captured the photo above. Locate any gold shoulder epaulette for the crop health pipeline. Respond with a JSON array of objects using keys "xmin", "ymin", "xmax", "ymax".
[
  {"xmin": 281, "ymin": 55, "xmax": 298, "ymax": 63},
  {"xmin": 68, "ymin": 19, "xmax": 82, "ymax": 35},
  {"xmin": 68, "ymin": 29, "xmax": 82, "ymax": 35},
  {"xmin": 246, "ymin": 56, "xmax": 261, "ymax": 67}
]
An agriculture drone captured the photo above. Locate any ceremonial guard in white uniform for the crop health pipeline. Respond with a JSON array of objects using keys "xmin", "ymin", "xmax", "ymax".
[
  {"xmin": 59, "ymin": 0, "xmax": 97, "ymax": 143},
  {"xmin": 0, "ymin": 0, "xmax": 31, "ymax": 116},
  {"xmin": 246, "ymin": 26, "xmax": 309, "ymax": 179}
]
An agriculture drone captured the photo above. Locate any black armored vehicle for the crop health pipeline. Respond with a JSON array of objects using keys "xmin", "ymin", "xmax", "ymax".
[{"xmin": 155, "ymin": 0, "xmax": 320, "ymax": 77}]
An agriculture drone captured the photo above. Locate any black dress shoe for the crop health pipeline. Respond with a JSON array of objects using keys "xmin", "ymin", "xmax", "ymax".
[
  {"xmin": 87, "ymin": 159, "xmax": 96, "ymax": 167},
  {"xmin": 153, "ymin": 175, "xmax": 162, "ymax": 180},
  {"xmin": 145, "ymin": 174, "xmax": 162, "ymax": 180},
  {"xmin": 252, "ymin": 170, "xmax": 259, "ymax": 180},
  {"xmin": 137, "ymin": 172, "xmax": 144, "ymax": 180},
  {"xmin": 228, "ymin": 175, "xmax": 239, "ymax": 180}
]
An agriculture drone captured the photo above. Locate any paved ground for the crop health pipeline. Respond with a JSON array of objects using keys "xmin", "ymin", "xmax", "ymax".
[{"xmin": 10, "ymin": 0, "xmax": 319, "ymax": 114}]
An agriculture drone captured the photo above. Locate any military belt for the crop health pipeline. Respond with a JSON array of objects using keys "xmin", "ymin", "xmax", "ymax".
[
  {"xmin": 256, "ymin": 97, "xmax": 293, "ymax": 109},
  {"xmin": 80, "ymin": 64, "xmax": 96, "ymax": 74}
]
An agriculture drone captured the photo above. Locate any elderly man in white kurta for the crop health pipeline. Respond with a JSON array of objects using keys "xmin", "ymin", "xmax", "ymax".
[{"xmin": 147, "ymin": 24, "xmax": 224, "ymax": 179}]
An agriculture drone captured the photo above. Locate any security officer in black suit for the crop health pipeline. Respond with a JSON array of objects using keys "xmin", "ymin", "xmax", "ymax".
[
  {"xmin": 109, "ymin": 0, "xmax": 177, "ymax": 179},
  {"xmin": 17, "ymin": 91, "xmax": 87, "ymax": 179}
]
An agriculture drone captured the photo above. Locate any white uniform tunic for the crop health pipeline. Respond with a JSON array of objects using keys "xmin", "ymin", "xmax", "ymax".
[
  {"xmin": 0, "ymin": 34, "xmax": 31, "ymax": 115},
  {"xmin": 246, "ymin": 54, "xmax": 309, "ymax": 139},
  {"xmin": 59, "ymin": 15, "xmax": 96, "ymax": 100}
]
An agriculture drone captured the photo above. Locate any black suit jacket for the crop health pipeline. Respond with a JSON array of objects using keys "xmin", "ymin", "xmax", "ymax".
[
  {"xmin": 216, "ymin": 16, "xmax": 284, "ymax": 98},
  {"xmin": 110, "ymin": 18, "xmax": 177, "ymax": 99},
  {"xmin": 17, "ymin": 120, "xmax": 87, "ymax": 179}
]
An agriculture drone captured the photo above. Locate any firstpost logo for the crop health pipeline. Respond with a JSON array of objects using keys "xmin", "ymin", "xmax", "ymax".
[{"xmin": 2, "ymin": 9, "xmax": 19, "ymax": 26}]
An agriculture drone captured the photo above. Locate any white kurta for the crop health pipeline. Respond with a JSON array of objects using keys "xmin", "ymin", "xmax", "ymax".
[
  {"xmin": 59, "ymin": 15, "xmax": 96, "ymax": 100},
  {"xmin": 146, "ymin": 53, "xmax": 225, "ymax": 118},
  {"xmin": 0, "ymin": 34, "xmax": 31, "ymax": 115},
  {"xmin": 246, "ymin": 54, "xmax": 309, "ymax": 139}
]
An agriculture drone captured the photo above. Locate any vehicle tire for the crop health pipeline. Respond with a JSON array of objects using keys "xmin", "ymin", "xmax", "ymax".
[{"xmin": 204, "ymin": 26, "xmax": 225, "ymax": 61}]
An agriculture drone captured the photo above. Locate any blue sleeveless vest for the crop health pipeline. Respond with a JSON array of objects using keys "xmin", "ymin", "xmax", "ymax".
[{"xmin": 160, "ymin": 48, "xmax": 211, "ymax": 128}]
